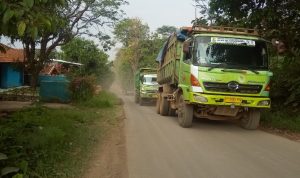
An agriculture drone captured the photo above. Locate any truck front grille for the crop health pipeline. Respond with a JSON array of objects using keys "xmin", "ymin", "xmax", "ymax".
[
  {"xmin": 145, "ymin": 90, "xmax": 158, "ymax": 94},
  {"xmin": 203, "ymin": 82, "xmax": 262, "ymax": 94}
]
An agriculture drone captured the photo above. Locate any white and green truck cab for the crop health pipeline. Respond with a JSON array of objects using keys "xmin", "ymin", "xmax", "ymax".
[
  {"xmin": 156, "ymin": 26, "xmax": 272, "ymax": 129},
  {"xmin": 135, "ymin": 68, "xmax": 158, "ymax": 105}
]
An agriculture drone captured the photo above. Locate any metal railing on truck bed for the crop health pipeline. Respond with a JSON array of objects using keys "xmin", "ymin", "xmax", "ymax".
[{"xmin": 181, "ymin": 25, "xmax": 259, "ymax": 36}]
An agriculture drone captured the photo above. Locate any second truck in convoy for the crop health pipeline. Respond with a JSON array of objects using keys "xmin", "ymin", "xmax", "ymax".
[
  {"xmin": 134, "ymin": 68, "xmax": 158, "ymax": 105},
  {"xmin": 156, "ymin": 25, "xmax": 272, "ymax": 129}
]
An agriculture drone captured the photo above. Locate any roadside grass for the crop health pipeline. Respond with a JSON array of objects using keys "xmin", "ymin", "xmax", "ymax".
[
  {"xmin": 76, "ymin": 91, "xmax": 119, "ymax": 108},
  {"xmin": 0, "ymin": 91, "xmax": 121, "ymax": 178},
  {"xmin": 261, "ymin": 110, "xmax": 300, "ymax": 133}
]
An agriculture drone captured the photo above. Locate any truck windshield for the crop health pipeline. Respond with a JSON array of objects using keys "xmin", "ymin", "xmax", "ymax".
[
  {"xmin": 193, "ymin": 36, "xmax": 268, "ymax": 70},
  {"xmin": 143, "ymin": 75, "xmax": 158, "ymax": 85}
]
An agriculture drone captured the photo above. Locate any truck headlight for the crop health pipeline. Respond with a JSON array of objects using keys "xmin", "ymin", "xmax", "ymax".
[
  {"xmin": 194, "ymin": 95, "xmax": 208, "ymax": 103},
  {"xmin": 192, "ymin": 86, "xmax": 203, "ymax": 93},
  {"xmin": 258, "ymin": 100, "xmax": 270, "ymax": 106}
]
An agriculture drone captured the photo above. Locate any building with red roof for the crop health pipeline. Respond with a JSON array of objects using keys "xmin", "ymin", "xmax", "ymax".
[{"xmin": 0, "ymin": 44, "xmax": 25, "ymax": 88}]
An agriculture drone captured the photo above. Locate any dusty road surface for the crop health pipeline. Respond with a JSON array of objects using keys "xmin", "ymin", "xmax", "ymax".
[{"xmin": 120, "ymin": 94, "xmax": 300, "ymax": 178}]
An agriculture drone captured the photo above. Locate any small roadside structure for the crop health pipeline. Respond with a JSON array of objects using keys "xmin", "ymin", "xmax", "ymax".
[
  {"xmin": 39, "ymin": 59, "xmax": 82, "ymax": 103},
  {"xmin": 0, "ymin": 44, "xmax": 25, "ymax": 89},
  {"xmin": 40, "ymin": 59, "xmax": 82, "ymax": 76}
]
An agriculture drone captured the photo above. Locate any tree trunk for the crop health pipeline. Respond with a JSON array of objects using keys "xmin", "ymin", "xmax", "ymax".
[{"xmin": 30, "ymin": 69, "xmax": 39, "ymax": 89}]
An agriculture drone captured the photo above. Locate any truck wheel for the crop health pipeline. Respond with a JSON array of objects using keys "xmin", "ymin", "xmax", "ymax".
[
  {"xmin": 134, "ymin": 93, "xmax": 139, "ymax": 103},
  {"xmin": 240, "ymin": 109, "xmax": 261, "ymax": 130},
  {"xmin": 160, "ymin": 96, "xmax": 169, "ymax": 116},
  {"xmin": 177, "ymin": 95, "xmax": 193, "ymax": 128},
  {"xmin": 168, "ymin": 107, "xmax": 177, "ymax": 116},
  {"xmin": 156, "ymin": 94, "xmax": 161, "ymax": 114},
  {"xmin": 139, "ymin": 98, "xmax": 144, "ymax": 106}
]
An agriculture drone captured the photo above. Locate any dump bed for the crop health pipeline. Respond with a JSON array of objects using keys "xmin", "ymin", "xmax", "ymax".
[{"xmin": 157, "ymin": 34, "xmax": 182, "ymax": 85}]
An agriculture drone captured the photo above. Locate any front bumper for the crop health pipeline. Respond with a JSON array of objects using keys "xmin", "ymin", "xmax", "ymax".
[
  {"xmin": 188, "ymin": 92, "xmax": 271, "ymax": 108},
  {"xmin": 140, "ymin": 91, "xmax": 158, "ymax": 99}
]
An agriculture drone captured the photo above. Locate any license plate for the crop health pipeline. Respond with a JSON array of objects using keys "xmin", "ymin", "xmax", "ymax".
[{"xmin": 224, "ymin": 97, "xmax": 242, "ymax": 103}]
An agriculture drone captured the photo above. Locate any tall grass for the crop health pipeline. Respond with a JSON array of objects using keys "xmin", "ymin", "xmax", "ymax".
[
  {"xmin": 0, "ymin": 91, "xmax": 120, "ymax": 177},
  {"xmin": 77, "ymin": 90, "xmax": 119, "ymax": 108}
]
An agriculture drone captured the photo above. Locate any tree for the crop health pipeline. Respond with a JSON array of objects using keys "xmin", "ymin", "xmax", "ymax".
[
  {"xmin": 0, "ymin": 0, "xmax": 126, "ymax": 88},
  {"xmin": 114, "ymin": 18, "xmax": 149, "ymax": 47},
  {"xmin": 61, "ymin": 37, "xmax": 114, "ymax": 88},
  {"xmin": 192, "ymin": 17, "xmax": 208, "ymax": 26},
  {"xmin": 114, "ymin": 18, "xmax": 149, "ymax": 72},
  {"xmin": 139, "ymin": 34, "xmax": 165, "ymax": 68},
  {"xmin": 193, "ymin": 0, "xmax": 211, "ymax": 25},
  {"xmin": 207, "ymin": 0, "xmax": 300, "ymax": 53},
  {"xmin": 114, "ymin": 48, "xmax": 134, "ymax": 92},
  {"xmin": 156, "ymin": 25, "xmax": 177, "ymax": 38},
  {"xmin": 114, "ymin": 24, "xmax": 169, "ymax": 92}
]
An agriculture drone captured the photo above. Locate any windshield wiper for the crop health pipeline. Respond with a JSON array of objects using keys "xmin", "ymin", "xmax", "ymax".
[
  {"xmin": 221, "ymin": 68, "xmax": 259, "ymax": 74},
  {"xmin": 207, "ymin": 63, "xmax": 227, "ymax": 71},
  {"xmin": 248, "ymin": 69, "xmax": 259, "ymax": 74}
]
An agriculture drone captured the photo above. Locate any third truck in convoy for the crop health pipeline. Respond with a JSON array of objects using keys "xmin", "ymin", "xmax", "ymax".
[{"xmin": 156, "ymin": 25, "xmax": 272, "ymax": 129}]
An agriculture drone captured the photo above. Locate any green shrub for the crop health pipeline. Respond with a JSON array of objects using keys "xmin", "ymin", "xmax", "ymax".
[
  {"xmin": 261, "ymin": 110, "xmax": 300, "ymax": 132},
  {"xmin": 270, "ymin": 54, "xmax": 300, "ymax": 111},
  {"xmin": 77, "ymin": 91, "xmax": 119, "ymax": 108},
  {"xmin": 69, "ymin": 75, "xmax": 96, "ymax": 101}
]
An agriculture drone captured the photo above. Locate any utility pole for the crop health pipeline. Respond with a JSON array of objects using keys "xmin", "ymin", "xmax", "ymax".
[
  {"xmin": 194, "ymin": 0, "xmax": 197, "ymax": 19},
  {"xmin": 193, "ymin": 0, "xmax": 198, "ymax": 19}
]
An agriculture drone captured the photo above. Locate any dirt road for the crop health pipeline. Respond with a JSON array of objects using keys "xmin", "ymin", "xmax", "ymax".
[{"xmin": 121, "ymin": 94, "xmax": 300, "ymax": 178}]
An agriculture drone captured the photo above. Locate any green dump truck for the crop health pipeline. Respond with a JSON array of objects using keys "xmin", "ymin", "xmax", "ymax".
[
  {"xmin": 156, "ymin": 25, "xmax": 272, "ymax": 129},
  {"xmin": 134, "ymin": 68, "xmax": 158, "ymax": 105}
]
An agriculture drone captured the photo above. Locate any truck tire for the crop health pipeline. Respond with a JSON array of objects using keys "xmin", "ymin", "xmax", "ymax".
[
  {"xmin": 168, "ymin": 107, "xmax": 177, "ymax": 116},
  {"xmin": 177, "ymin": 95, "xmax": 193, "ymax": 128},
  {"xmin": 134, "ymin": 93, "xmax": 139, "ymax": 103},
  {"xmin": 139, "ymin": 98, "xmax": 144, "ymax": 106},
  {"xmin": 240, "ymin": 109, "xmax": 261, "ymax": 130},
  {"xmin": 160, "ymin": 96, "xmax": 169, "ymax": 116},
  {"xmin": 156, "ymin": 94, "xmax": 161, "ymax": 114}
]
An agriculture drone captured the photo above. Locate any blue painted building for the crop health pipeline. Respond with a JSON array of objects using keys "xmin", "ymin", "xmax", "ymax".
[
  {"xmin": 0, "ymin": 44, "xmax": 25, "ymax": 88},
  {"xmin": 0, "ymin": 63, "xmax": 23, "ymax": 88}
]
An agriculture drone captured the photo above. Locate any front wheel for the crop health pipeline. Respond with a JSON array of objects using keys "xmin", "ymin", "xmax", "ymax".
[
  {"xmin": 139, "ymin": 98, "xmax": 144, "ymax": 106},
  {"xmin": 177, "ymin": 95, "xmax": 193, "ymax": 128},
  {"xmin": 156, "ymin": 93, "xmax": 161, "ymax": 114},
  {"xmin": 240, "ymin": 109, "xmax": 261, "ymax": 130},
  {"xmin": 134, "ymin": 93, "xmax": 139, "ymax": 103},
  {"xmin": 160, "ymin": 95, "xmax": 169, "ymax": 116}
]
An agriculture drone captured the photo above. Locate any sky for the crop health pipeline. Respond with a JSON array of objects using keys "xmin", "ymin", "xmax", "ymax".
[
  {"xmin": 122, "ymin": 0, "xmax": 196, "ymax": 31},
  {"xmin": 109, "ymin": 0, "xmax": 197, "ymax": 59}
]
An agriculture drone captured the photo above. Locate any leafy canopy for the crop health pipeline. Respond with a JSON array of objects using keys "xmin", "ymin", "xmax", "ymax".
[
  {"xmin": 61, "ymin": 37, "xmax": 113, "ymax": 88},
  {"xmin": 0, "ymin": 0, "xmax": 126, "ymax": 87}
]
